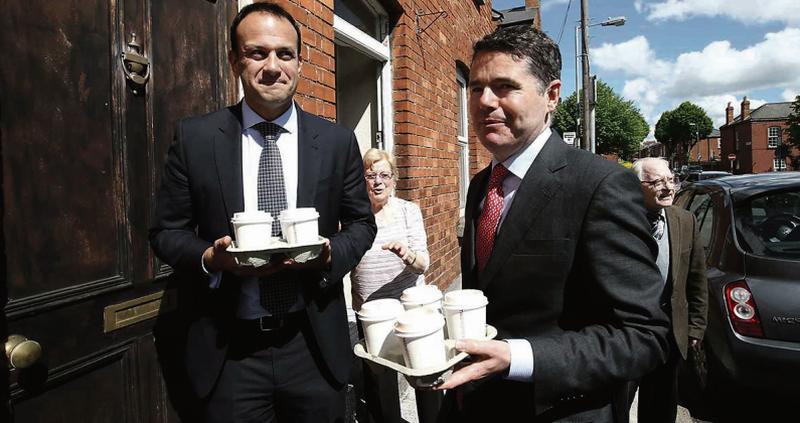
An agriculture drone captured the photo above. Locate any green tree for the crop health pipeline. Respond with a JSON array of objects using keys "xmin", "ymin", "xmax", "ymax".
[
  {"xmin": 654, "ymin": 101, "xmax": 714, "ymax": 165},
  {"xmin": 786, "ymin": 95, "xmax": 800, "ymax": 151},
  {"xmin": 552, "ymin": 80, "xmax": 649, "ymax": 160}
]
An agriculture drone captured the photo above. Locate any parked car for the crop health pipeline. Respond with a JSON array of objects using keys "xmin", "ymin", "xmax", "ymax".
[
  {"xmin": 674, "ymin": 172, "xmax": 800, "ymax": 418},
  {"xmin": 680, "ymin": 170, "xmax": 732, "ymax": 188}
]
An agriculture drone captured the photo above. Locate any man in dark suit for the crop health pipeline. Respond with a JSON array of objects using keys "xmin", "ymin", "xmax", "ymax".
[
  {"xmin": 630, "ymin": 157, "xmax": 708, "ymax": 422},
  {"xmin": 149, "ymin": 3, "xmax": 375, "ymax": 422},
  {"xmin": 435, "ymin": 25, "xmax": 670, "ymax": 422}
]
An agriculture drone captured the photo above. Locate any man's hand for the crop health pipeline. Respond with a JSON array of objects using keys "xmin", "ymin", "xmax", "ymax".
[
  {"xmin": 202, "ymin": 236, "xmax": 239, "ymax": 273},
  {"xmin": 434, "ymin": 339, "xmax": 511, "ymax": 390}
]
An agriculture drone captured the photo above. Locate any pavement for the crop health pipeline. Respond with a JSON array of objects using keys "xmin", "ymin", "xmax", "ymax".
[{"xmin": 344, "ymin": 275, "xmax": 708, "ymax": 423}]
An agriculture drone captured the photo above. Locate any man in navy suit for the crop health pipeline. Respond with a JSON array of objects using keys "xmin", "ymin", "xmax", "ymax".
[
  {"xmin": 150, "ymin": 3, "xmax": 375, "ymax": 422},
  {"xmin": 436, "ymin": 25, "xmax": 669, "ymax": 422}
]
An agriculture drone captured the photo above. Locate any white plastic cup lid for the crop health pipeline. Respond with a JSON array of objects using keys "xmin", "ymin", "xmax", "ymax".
[
  {"xmin": 400, "ymin": 285, "xmax": 442, "ymax": 305},
  {"xmin": 393, "ymin": 308, "xmax": 444, "ymax": 336},
  {"xmin": 279, "ymin": 207, "xmax": 319, "ymax": 221},
  {"xmin": 443, "ymin": 289, "xmax": 488, "ymax": 309},
  {"xmin": 356, "ymin": 298, "xmax": 404, "ymax": 322},
  {"xmin": 232, "ymin": 211, "xmax": 273, "ymax": 222}
]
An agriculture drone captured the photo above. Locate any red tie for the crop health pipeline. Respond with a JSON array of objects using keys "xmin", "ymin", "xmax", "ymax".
[{"xmin": 476, "ymin": 164, "xmax": 510, "ymax": 273}]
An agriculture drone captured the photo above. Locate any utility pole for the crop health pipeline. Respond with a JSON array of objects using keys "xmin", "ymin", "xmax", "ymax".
[{"xmin": 580, "ymin": 0, "xmax": 592, "ymax": 151}]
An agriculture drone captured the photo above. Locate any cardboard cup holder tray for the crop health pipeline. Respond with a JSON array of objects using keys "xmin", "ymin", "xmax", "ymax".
[
  {"xmin": 353, "ymin": 324, "xmax": 497, "ymax": 390},
  {"xmin": 226, "ymin": 237, "xmax": 326, "ymax": 267}
]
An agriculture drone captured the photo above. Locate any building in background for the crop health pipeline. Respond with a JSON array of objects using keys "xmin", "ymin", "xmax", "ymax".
[
  {"xmin": 720, "ymin": 97, "xmax": 799, "ymax": 174},
  {"xmin": 689, "ymin": 128, "xmax": 722, "ymax": 169}
]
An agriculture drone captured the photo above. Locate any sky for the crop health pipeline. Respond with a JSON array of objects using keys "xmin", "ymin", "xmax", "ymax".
[{"xmin": 492, "ymin": 0, "xmax": 800, "ymax": 140}]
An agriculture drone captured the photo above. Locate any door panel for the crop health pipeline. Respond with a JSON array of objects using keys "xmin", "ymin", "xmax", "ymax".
[
  {"xmin": 2, "ymin": 0, "xmax": 121, "ymax": 298},
  {"xmin": 1, "ymin": 0, "xmax": 234, "ymax": 421}
]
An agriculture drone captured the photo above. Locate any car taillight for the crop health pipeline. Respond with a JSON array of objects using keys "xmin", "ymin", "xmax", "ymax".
[{"xmin": 724, "ymin": 281, "xmax": 764, "ymax": 338}]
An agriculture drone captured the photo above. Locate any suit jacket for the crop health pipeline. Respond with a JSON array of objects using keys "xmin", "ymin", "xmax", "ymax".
[
  {"xmin": 459, "ymin": 133, "xmax": 670, "ymax": 420},
  {"xmin": 149, "ymin": 103, "xmax": 376, "ymax": 398},
  {"xmin": 664, "ymin": 206, "xmax": 708, "ymax": 359}
]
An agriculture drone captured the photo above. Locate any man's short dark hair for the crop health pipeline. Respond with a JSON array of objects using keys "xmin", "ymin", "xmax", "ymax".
[
  {"xmin": 230, "ymin": 2, "xmax": 302, "ymax": 56},
  {"xmin": 473, "ymin": 25, "xmax": 561, "ymax": 92}
]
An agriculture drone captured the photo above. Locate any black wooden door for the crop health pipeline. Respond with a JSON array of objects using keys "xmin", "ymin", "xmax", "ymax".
[{"xmin": 1, "ymin": 0, "xmax": 234, "ymax": 421}]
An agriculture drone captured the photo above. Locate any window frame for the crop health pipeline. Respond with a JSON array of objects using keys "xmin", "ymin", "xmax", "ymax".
[
  {"xmin": 768, "ymin": 126, "xmax": 781, "ymax": 149},
  {"xmin": 456, "ymin": 69, "xmax": 469, "ymax": 212}
]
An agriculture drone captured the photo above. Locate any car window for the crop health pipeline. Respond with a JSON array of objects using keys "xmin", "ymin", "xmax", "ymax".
[
  {"xmin": 674, "ymin": 190, "xmax": 692, "ymax": 208},
  {"xmin": 734, "ymin": 188, "xmax": 800, "ymax": 259},
  {"xmin": 689, "ymin": 193, "xmax": 714, "ymax": 251}
]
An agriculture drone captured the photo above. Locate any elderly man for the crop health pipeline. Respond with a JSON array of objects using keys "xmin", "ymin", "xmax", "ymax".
[
  {"xmin": 435, "ymin": 24, "xmax": 669, "ymax": 422},
  {"xmin": 149, "ymin": 3, "xmax": 375, "ymax": 422},
  {"xmin": 629, "ymin": 157, "xmax": 708, "ymax": 422}
]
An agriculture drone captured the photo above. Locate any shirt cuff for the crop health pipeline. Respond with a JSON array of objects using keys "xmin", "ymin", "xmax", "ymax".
[
  {"xmin": 504, "ymin": 339, "xmax": 534, "ymax": 381},
  {"xmin": 201, "ymin": 255, "xmax": 223, "ymax": 289}
]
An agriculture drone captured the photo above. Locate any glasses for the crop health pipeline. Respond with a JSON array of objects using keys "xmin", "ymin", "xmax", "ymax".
[
  {"xmin": 365, "ymin": 172, "xmax": 393, "ymax": 182},
  {"xmin": 641, "ymin": 176, "xmax": 679, "ymax": 189}
]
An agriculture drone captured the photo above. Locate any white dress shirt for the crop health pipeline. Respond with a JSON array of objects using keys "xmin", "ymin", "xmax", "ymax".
[
  {"xmin": 482, "ymin": 127, "xmax": 551, "ymax": 381},
  {"xmin": 206, "ymin": 100, "xmax": 300, "ymax": 319}
]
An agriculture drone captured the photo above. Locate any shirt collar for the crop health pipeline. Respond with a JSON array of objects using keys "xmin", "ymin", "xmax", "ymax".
[
  {"xmin": 491, "ymin": 127, "xmax": 552, "ymax": 179},
  {"xmin": 242, "ymin": 100, "xmax": 297, "ymax": 134}
]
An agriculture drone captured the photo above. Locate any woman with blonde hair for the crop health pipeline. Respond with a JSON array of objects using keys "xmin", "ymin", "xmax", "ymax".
[
  {"xmin": 352, "ymin": 148, "xmax": 437, "ymax": 423},
  {"xmin": 351, "ymin": 148, "xmax": 429, "ymax": 309}
]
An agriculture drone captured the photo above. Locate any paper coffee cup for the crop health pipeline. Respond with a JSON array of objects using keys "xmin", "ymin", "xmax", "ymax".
[
  {"xmin": 394, "ymin": 308, "xmax": 446, "ymax": 369},
  {"xmin": 400, "ymin": 285, "xmax": 443, "ymax": 313},
  {"xmin": 443, "ymin": 289, "xmax": 488, "ymax": 340},
  {"xmin": 279, "ymin": 208, "xmax": 319, "ymax": 244},
  {"xmin": 356, "ymin": 299, "xmax": 405, "ymax": 359},
  {"xmin": 231, "ymin": 211, "xmax": 273, "ymax": 249}
]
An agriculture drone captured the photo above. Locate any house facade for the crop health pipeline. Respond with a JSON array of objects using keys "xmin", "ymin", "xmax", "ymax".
[{"xmin": 720, "ymin": 97, "xmax": 799, "ymax": 174}]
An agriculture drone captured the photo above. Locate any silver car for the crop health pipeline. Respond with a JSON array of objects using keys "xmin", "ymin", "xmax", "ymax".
[{"xmin": 674, "ymin": 172, "xmax": 800, "ymax": 419}]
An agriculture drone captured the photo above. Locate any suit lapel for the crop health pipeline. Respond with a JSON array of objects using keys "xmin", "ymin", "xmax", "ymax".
[
  {"xmin": 479, "ymin": 134, "xmax": 566, "ymax": 290},
  {"xmin": 214, "ymin": 103, "xmax": 244, "ymax": 223},
  {"xmin": 295, "ymin": 106, "xmax": 321, "ymax": 207},
  {"xmin": 666, "ymin": 206, "xmax": 682, "ymax": 282}
]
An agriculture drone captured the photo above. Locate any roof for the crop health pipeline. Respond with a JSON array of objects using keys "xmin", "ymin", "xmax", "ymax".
[
  {"xmin": 694, "ymin": 172, "xmax": 800, "ymax": 201},
  {"xmin": 494, "ymin": 6, "xmax": 538, "ymax": 27},
  {"xmin": 707, "ymin": 128, "xmax": 720, "ymax": 138},
  {"xmin": 726, "ymin": 102, "xmax": 793, "ymax": 126}
]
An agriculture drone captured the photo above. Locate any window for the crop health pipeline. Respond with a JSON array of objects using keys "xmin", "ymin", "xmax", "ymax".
[
  {"xmin": 768, "ymin": 126, "xmax": 781, "ymax": 148},
  {"xmin": 734, "ymin": 189, "xmax": 800, "ymax": 259},
  {"xmin": 456, "ymin": 69, "xmax": 469, "ymax": 210},
  {"xmin": 334, "ymin": 0, "xmax": 393, "ymax": 153},
  {"xmin": 774, "ymin": 158, "xmax": 787, "ymax": 171},
  {"xmin": 688, "ymin": 193, "xmax": 715, "ymax": 252}
]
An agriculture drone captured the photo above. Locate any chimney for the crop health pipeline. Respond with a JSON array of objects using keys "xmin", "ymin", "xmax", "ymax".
[
  {"xmin": 525, "ymin": 0, "xmax": 542, "ymax": 29},
  {"xmin": 726, "ymin": 102, "xmax": 734, "ymax": 125},
  {"xmin": 741, "ymin": 96, "xmax": 751, "ymax": 120}
]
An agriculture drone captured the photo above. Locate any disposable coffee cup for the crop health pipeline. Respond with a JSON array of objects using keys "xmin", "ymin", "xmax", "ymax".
[
  {"xmin": 400, "ymin": 285, "xmax": 443, "ymax": 313},
  {"xmin": 356, "ymin": 299, "xmax": 405, "ymax": 359},
  {"xmin": 231, "ymin": 211, "xmax": 274, "ymax": 249},
  {"xmin": 279, "ymin": 208, "xmax": 320, "ymax": 244},
  {"xmin": 443, "ymin": 289, "xmax": 488, "ymax": 340},
  {"xmin": 394, "ymin": 308, "xmax": 447, "ymax": 370}
]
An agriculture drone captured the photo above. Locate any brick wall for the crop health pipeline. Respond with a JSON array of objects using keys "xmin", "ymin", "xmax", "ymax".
[
  {"xmin": 263, "ymin": 1, "xmax": 495, "ymax": 288},
  {"xmin": 689, "ymin": 136, "xmax": 721, "ymax": 162},
  {"xmin": 391, "ymin": 1, "xmax": 495, "ymax": 288},
  {"xmin": 751, "ymin": 121, "xmax": 790, "ymax": 172}
]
